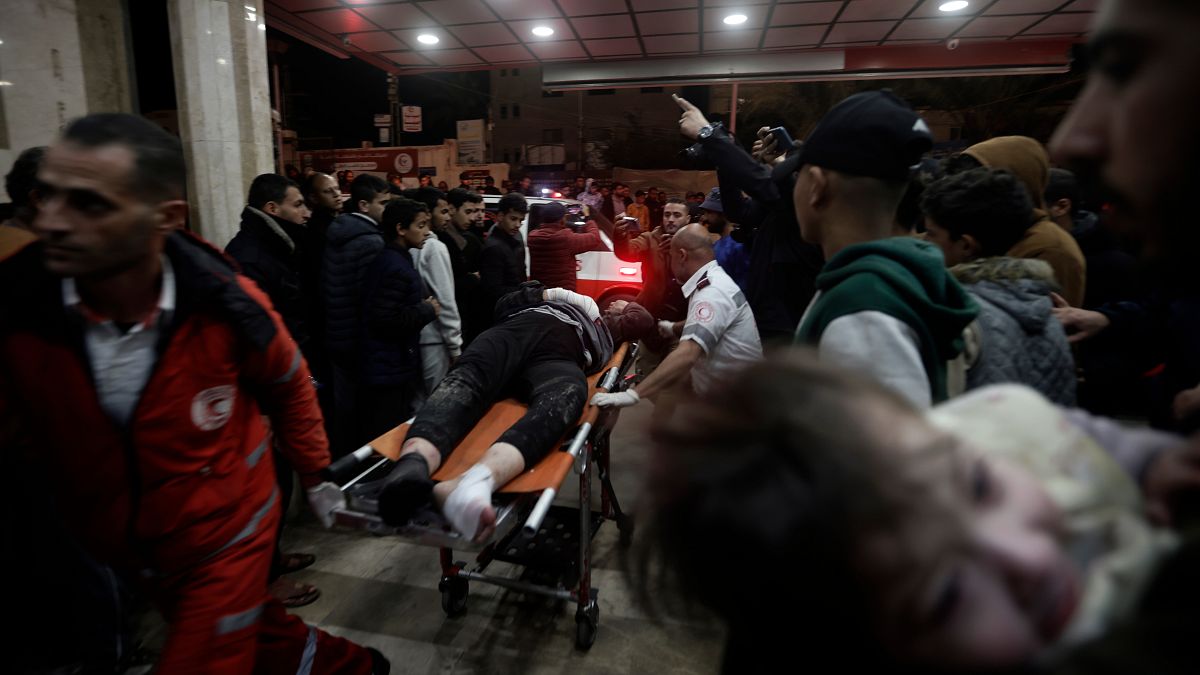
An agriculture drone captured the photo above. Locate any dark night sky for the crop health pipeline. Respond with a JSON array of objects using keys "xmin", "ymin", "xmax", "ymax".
[
  {"xmin": 126, "ymin": 4, "xmax": 488, "ymax": 150},
  {"xmin": 274, "ymin": 30, "xmax": 491, "ymax": 149}
]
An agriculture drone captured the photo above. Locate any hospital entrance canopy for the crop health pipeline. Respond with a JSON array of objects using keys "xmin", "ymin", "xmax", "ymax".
[{"xmin": 265, "ymin": 0, "xmax": 1095, "ymax": 88}]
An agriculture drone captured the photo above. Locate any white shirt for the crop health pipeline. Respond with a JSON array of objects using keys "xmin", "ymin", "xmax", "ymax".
[
  {"xmin": 679, "ymin": 260, "xmax": 763, "ymax": 394},
  {"xmin": 62, "ymin": 257, "xmax": 176, "ymax": 426}
]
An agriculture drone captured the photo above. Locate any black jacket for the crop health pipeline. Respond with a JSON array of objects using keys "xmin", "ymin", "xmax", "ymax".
[
  {"xmin": 360, "ymin": 243, "xmax": 435, "ymax": 387},
  {"xmin": 323, "ymin": 213, "xmax": 384, "ymax": 362},
  {"xmin": 479, "ymin": 226, "xmax": 527, "ymax": 318},
  {"xmin": 438, "ymin": 227, "xmax": 485, "ymax": 342},
  {"xmin": 704, "ymin": 126, "xmax": 824, "ymax": 342},
  {"xmin": 225, "ymin": 206, "xmax": 312, "ymax": 355}
]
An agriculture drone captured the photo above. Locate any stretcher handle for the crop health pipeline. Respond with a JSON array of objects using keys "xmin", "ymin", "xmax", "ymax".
[
  {"xmin": 325, "ymin": 444, "xmax": 380, "ymax": 486},
  {"xmin": 522, "ymin": 487, "xmax": 558, "ymax": 536}
]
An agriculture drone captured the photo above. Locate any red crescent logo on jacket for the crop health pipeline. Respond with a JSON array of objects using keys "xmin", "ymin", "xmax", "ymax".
[
  {"xmin": 694, "ymin": 302, "xmax": 714, "ymax": 323},
  {"xmin": 192, "ymin": 385, "xmax": 236, "ymax": 431}
]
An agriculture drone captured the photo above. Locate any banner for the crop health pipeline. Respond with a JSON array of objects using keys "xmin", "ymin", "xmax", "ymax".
[
  {"xmin": 456, "ymin": 119, "xmax": 485, "ymax": 165},
  {"xmin": 300, "ymin": 147, "xmax": 419, "ymax": 177}
]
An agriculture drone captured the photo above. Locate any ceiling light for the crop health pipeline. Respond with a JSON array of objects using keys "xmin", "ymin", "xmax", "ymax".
[
  {"xmin": 0, "ymin": 81, "xmax": 12, "ymax": 87},
  {"xmin": 938, "ymin": 1, "xmax": 969, "ymax": 11},
  {"xmin": 417, "ymin": 33, "xmax": 439, "ymax": 45},
  {"xmin": 723, "ymin": 13, "xmax": 748, "ymax": 26},
  {"xmin": 532, "ymin": 26, "xmax": 554, "ymax": 37}
]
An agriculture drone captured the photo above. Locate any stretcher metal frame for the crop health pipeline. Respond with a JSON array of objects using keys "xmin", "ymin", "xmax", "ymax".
[{"xmin": 327, "ymin": 343, "xmax": 637, "ymax": 650}]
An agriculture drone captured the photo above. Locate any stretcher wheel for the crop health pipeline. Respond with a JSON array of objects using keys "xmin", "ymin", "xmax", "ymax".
[
  {"xmin": 439, "ymin": 576, "xmax": 468, "ymax": 617},
  {"xmin": 575, "ymin": 600, "xmax": 599, "ymax": 650}
]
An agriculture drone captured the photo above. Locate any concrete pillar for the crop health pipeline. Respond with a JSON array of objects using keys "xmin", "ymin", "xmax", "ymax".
[
  {"xmin": 0, "ymin": 0, "xmax": 133, "ymax": 200},
  {"xmin": 168, "ymin": 0, "xmax": 274, "ymax": 246}
]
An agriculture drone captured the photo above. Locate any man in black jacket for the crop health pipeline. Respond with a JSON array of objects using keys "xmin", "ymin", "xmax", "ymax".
[
  {"xmin": 444, "ymin": 188, "xmax": 486, "ymax": 343},
  {"xmin": 225, "ymin": 173, "xmax": 324, "ymax": 608},
  {"xmin": 675, "ymin": 94, "xmax": 824, "ymax": 343},
  {"xmin": 479, "ymin": 192, "xmax": 528, "ymax": 324},
  {"xmin": 323, "ymin": 174, "xmax": 392, "ymax": 455}
]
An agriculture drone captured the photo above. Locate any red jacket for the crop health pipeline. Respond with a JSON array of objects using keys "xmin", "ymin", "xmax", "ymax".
[
  {"xmin": 0, "ymin": 232, "xmax": 329, "ymax": 576},
  {"xmin": 528, "ymin": 221, "xmax": 603, "ymax": 291}
]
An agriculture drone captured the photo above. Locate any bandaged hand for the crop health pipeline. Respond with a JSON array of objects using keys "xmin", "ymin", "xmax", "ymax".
[
  {"xmin": 306, "ymin": 481, "xmax": 346, "ymax": 529},
  {"xmin": 544, "ymin": 287, "xmax": 600, "ymax": 321},
  {"xmin": 591, "ymin": 389, "xmax": 640, "ymax": 409},
  {"xmin": 657, "ymin": 320, "xmax": 677, "ymax": 339}
]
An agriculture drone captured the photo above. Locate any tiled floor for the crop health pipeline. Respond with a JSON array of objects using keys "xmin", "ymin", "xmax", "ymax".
[{"xmin": 281, "ymin": 401, "xmax": 726, "ymax": 674}]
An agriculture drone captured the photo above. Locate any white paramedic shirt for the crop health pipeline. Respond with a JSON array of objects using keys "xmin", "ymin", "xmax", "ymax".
[
  {"xmin": 61, "ymin": 256, "xmax": 176, "ymax": 426},
  {"xmin": 679, "ymin": 260, "xmax": 763, "ymax": 394}
]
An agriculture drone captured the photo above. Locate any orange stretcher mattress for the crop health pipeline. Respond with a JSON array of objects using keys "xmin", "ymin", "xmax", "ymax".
[{"xmin": 365, "ymin": 342, "xmax": 628, "ymax": 494}]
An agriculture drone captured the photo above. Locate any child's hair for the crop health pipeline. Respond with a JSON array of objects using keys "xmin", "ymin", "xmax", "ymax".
[
  {"xmin": 380, "ymin": 197, "xmax": 428, "ymax": 236},
  {"xmin": 632, "ymin": 350, "xmax": 964, "ymax": 672},
  {"xmin": 921, "ymin": 167, "xmax": 1035, "ymax": 257}
]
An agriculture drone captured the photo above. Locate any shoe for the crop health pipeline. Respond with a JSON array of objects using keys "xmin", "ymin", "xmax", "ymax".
[
  {"xmin": 367, "ymin": 647, "xmax": 391, "ymax": 675},
  {"xmin": 269, "ymin": 578, "xmax": 321, "ymax": 608},
  {"xmin": 274, "ymin": 552, "xmax": 316, "ymax": 576},
  {"xmin": 376, "ymin": 453, "xmax": 434, "ymax": 526}
]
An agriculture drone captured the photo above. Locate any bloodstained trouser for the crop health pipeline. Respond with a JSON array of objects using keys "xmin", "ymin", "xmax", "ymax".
[
  {"xmin": 150, "ymin": 491, "xmax": 375, "ymax": 675},
  {"xmin": 408, "ymin": 313, "xmax": 589, "ymax": 467}
]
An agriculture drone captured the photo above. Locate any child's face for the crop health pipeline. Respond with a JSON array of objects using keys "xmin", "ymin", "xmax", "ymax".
[{"xmin": 860, "ymin": 409, "xmax": 1079, "ymax": 670}]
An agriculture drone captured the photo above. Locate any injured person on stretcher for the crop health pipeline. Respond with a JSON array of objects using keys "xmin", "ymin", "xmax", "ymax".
[{"xmin": 349, "ymin": 281, "xmax": 653, "ymax": 542}]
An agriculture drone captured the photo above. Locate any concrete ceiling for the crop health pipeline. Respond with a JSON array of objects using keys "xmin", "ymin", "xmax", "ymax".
[{"xmin": 265, "ymin": 0, "xmax": 1096, "ymax": 85}]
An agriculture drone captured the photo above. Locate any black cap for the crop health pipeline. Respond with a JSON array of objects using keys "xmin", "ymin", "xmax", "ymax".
[
  {"xmin": 796, "ymin": 90, "xmax": 932, "ymax": 182},
  {"xmin": 540, "ymin": 202, "xmax": 567, "ymax": 224}
]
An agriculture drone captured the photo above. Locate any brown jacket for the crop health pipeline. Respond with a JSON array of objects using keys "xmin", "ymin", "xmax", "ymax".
[{"xmin": 965, "ymin": 136, "xmax": 1087, "ymax": 307}]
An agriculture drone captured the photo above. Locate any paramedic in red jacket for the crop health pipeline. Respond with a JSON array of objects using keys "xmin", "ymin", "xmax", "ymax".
[
  {"xmin": 527, "ymin": 202, "xmax": 606, "ymax": 291},
  {"xmin": 0, "ymin": 114, "xmax": 386, "ymax": 674}
]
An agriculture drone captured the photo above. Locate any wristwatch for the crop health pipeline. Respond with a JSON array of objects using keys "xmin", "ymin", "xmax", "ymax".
[{"xmin": 697, "ymin": 123, "xmax": 717, "ymax": 140}]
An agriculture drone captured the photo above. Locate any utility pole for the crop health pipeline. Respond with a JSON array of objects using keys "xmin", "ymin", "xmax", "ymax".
[{"xmin": 387, "ymin": 73, "xmax": 400, "ymax": 146}]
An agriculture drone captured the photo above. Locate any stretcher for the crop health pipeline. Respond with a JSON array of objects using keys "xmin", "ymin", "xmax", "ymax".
[{"xmin": 326, "ymin": 342, "xmax": 637, "ymax": 650}]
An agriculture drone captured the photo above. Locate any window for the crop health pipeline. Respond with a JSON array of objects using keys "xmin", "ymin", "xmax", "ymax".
[
  {"xmin": 587, "ymin": 88, "xmax": 615, "ymax": 96},
  {"xmin": 543, "ymin": 89, "xmax": 564, "ymax": 98},
  {"xmin": 543, "ymin": 128, "xmax": 564, "ymax": 143},
  {"xmin": 500, "ymin": 69, "xmax": 507, "ymax": 77},
  {"xmin": 500, "ymin": 105, "xmax": 508, "ymax": 120},
  {"xmin": 512, "ymin": 68, "xmax": 520, "ymax": 76},
  {"xmin": 512, "ymin": 104, "xmax": 521, "ymax": 118},
  {"xmin": 503, "ymin": 151, "xmax": 510, "ymax": 163},
  {"xmin": 640, "ymin": 86, "xmax": 663, "ymax": 93}
]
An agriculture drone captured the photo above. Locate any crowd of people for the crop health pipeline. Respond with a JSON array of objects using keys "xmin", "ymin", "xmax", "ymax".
[{"xmin": 3, "ymin": 0, "xmax": 1200, "ymax": 671}]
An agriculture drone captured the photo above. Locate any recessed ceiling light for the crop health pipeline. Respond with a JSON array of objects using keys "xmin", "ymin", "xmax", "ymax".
[
  {"xmin": 417, "ymin": 33, "xmax": 439, "ymax": 45},
  {"xmin": 532, "ymin": 26, "xmax": 554, "ymax": 37},
  {"xmin": 723, "ymin": 13, "xmax": 748, "ymax": 26},
  {"xmin": 939, "ymin": 1, "xmax": 969, "ymax": 11}
]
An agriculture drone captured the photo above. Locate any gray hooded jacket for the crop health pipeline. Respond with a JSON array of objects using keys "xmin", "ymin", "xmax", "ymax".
[{"xmin": 953, "ymin": 257, "xmax": 1076, "ymax": 406}]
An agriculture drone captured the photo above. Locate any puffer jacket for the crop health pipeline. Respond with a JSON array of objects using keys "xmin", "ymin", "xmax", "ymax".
[
  {"xmin": 953, "ymin": 257, "xmax": 1077, "ymax": 405},
  {"xmin": 322, "ymin": 212, "xmax": 384, "ymax": 362},
  {"xmin": 361, "ymin": 243, "xmax": 436, "ymax": 387},
  {"xmin": 528, "ymin": 220, "xmax": 603, "ymax": 291}
]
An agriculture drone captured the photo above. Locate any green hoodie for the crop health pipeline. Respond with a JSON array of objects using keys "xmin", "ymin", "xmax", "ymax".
[{"xmin": 795, "ymin": 237, "xmax": 979, "ymax": 403}]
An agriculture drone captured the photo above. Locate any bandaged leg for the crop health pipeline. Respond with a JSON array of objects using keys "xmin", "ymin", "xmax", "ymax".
[
  {"xmin": 434, "ymin": 442, "xmax": 525, "ymax": 542},
  {"xmin": 440, "ymin": 465, "xmax": 495, "ymax": 541}
]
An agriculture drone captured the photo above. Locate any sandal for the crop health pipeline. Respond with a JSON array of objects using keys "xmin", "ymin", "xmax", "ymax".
[
  {"xmin": 277, "ymin": 552, "xmax": 316, "ymax": 575},
  {"xmin": 269, "ymin": 578, "xmax": 322, "ymax": 608}
]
